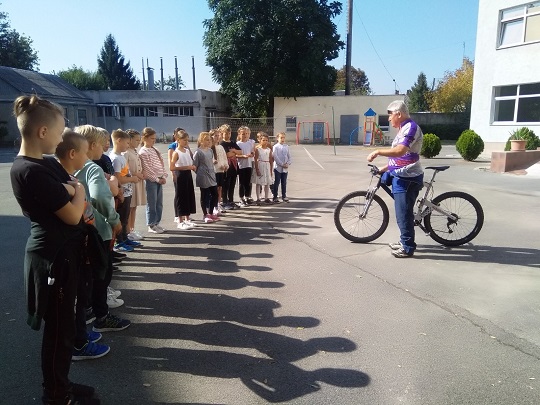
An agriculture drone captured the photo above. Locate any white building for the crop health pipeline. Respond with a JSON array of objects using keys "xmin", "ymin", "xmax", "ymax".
[{"xmin": 470, "ymin": 0, "xmax": 540, "ymax": 146}]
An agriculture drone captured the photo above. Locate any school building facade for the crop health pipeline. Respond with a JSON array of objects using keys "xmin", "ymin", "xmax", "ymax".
[{"xmin": 470, "ymin": 0, "xmax": 540, "ymax": 145}]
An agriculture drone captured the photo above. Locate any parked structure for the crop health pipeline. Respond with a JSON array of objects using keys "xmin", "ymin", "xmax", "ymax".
[
  {"xmin": 273, "ymin": 95, "xmax": 404, "ymax": 145},
  {"xmin": 470, "ymin": 0, "xmax": 540, "ymax": 145}
]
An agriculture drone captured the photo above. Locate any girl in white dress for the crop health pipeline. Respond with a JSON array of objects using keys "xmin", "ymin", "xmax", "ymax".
[{"xmin": 254, "ymin": 133, "xmax": 274, "ymax": 203}]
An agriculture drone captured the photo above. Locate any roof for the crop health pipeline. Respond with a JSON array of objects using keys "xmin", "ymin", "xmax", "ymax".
[{"xmin": 0, "ymin": 66, "xmax": 93, "ymax": 103}]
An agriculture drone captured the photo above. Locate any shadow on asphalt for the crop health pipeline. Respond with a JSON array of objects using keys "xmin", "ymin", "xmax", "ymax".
[
  {"xmin": 92, "ymin": 198, "xmax": 369, "ymax": 403},
  {"xmin": 418, "ymin": 244, "xmax": 540, "ymax": 267}
]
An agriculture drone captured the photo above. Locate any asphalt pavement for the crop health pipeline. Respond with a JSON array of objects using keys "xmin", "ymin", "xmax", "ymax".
[{"xmin": 1, "ymin": 143, "xmax": 539, "ymax": 404}]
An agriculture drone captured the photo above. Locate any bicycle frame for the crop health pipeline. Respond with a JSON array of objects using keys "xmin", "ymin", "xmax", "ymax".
[{"xmin": 365, "ymin": 165, "xmax": 455, "ymax": 235}]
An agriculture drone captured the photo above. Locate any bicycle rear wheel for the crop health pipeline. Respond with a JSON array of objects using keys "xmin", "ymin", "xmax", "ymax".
[
  {"xmin": 334, "ymin": 191, "xmax": 389, "ymax": 243},
  {"xmin": 424, "ymin": 191, "xmax": 484, "ymax": 246}
]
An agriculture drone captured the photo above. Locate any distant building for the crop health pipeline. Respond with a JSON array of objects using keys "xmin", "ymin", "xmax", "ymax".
[
  {"xmin": 470, "ymin": 0, "xmax": 540, "ymax": 144},
  {"xmin": 0, "ymin": 66, "xmax": 93, "ymax": 144},
  {"xmin": 0, "ymin": 66, "xmax": 231, "ymax": 144},
  {"xmin": 273, "ymin": 95, "xmax": 405, "ymax": 145}
]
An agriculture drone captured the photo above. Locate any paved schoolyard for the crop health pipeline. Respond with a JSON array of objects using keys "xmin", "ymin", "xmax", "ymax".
[{"xmin": 1, "ymin": 142, "xmax": 539, "ymax": 404}]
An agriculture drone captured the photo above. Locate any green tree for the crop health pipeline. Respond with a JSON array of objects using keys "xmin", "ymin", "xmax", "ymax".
[
  {"xmin": 204, "ymin": 0, "xmax": 344, "ymax": 117},
  {"xmin": 0, "ymin": 9, "xmax": 39, "ymax": 70},
  {"xmin": 154, "ymin": 74, "xmax": 185, "ymax": 90},
  {"xmin": 408, "ymin": 72, "xmax": 431, "ymax": 112},
  {"xmin": 97, "ymin": 34, "xmax": 140, "ymax": 90},
  {"xmin": 55, "ymin": 65, "xmax": 107, "ymax": 90},
  {"xmin": 431, "ymin": 58, "xmax": 474, "ymax": 113},
  {"xmin": 334, "ymin": 65, "xmax": 371, "ymax": 94}
]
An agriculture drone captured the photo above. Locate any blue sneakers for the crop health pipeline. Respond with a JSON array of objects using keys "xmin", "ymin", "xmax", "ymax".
[
  {"xmin": 123, "ymin": 239, "xmax": 142, "ymax": 247},
  {"xmin": 87, "ymin": 330, "xmax": 102, "ymax": 343},
  {"xmin": 72, "ymin": 341, "xmax": 110, "ymax": 361},
  {"xmin": 113, "ymin": 242, "xmax": 134, "ymax": 252}
]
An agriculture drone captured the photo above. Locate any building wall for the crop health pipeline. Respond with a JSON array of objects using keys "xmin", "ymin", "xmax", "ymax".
[
  {"xmin": 470, "ymin": 0, "xmax": 540, "ymax": 143},
  {"xmin": 274, "ymin": 95, "xmax": 404, "ymax": 144}
]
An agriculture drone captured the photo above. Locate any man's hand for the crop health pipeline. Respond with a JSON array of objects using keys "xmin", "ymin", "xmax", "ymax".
[{"xmin": 367, "ymin": 150, "xmax": 379, "ymax": 162}]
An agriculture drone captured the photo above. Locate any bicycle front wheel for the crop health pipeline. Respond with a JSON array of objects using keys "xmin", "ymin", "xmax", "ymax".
[
  {"xmin": 334, "ymin": 191, "xmax": 389, "ymax": 243},
  {"xmin": 424, "ymin": 191, "xmax": 484, "ymax": 246}
]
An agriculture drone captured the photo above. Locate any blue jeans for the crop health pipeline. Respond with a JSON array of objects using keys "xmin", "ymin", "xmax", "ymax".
[
  {"xmin": 273, "ymin": 170, "xmax": 288, "ymax": 198},
  {"xmin": 146, "ymin": 181, "xmax": 163, "ymax": 226},
  {"xmin": 388, "ymin": 174, "xmax": 423, "ymax": 254}
]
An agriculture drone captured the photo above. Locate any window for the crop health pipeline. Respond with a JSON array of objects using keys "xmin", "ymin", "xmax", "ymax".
[
  {"xmin": 179, "ymin": 106, "xmax": 194, "ymax": 116},
  {"xmin": 493, "ymin": 82, "xmax": 540, "ymax": 122},
  {"xmin": 147, "ymin": 107, "xmax": 158, "ymax": 117},
  {"xmin": 77, "ymin": 109, "xmax": 87, "ymax": 125},
  {"xmin": 378, "ymin": 115, "xmax": 390, "ymax": 131},
  {"xmin": 130, "ymin": 107, "xmax": 145, "ymax": 117},
  {"xmin": 286, "ymin": 116, "xmax": 297, "ymax": 132},
  {"xmin": 163, "ymin": 106, "xmax": 179, "ymax": 117},
  {"xmin": 499, "ymin": 2, "xmax": 540, "ymax": 47}
]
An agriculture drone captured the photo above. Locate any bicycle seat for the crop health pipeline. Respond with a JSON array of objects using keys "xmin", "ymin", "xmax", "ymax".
[{"xmin": 425, "ymin": 165, "xmax": 450, "ymax": 171}]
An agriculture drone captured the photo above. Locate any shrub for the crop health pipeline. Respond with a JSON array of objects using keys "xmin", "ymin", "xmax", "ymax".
[
  {"xmin": 504, "ymin": 127, "xmax": 540, "ymax": 151},
  {"xmin": 456, "ymin": 129, "xmax": 484, "ymax": 161},
  {"xmin": 420, "ymin": 133, "xmax": 442, "ymax": 158}
]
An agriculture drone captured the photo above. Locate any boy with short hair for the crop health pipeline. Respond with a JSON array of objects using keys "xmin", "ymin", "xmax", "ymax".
[
  {"xmin": 108, "ymin": 129, "xmax": 141, "ymax": 252},
  {"xmin": 74, "ymin": 125, "xmax": 131, "ymax": 333},
  {"xmin": 272, "ymin": 132, "xmax": 292, "ymax": 203}
]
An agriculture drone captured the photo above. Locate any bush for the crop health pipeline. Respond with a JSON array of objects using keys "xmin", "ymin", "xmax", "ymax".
[
  {"xmin": 456, "ymin": 129, "xmax": 484, "ymax": 161},
  {"xmin": 504, "ymin": 127, "xmax": 540, "ymax": 151},
  {"xmin": 420, "ymin": 133, "xmax": 442, "ymax": 158}
]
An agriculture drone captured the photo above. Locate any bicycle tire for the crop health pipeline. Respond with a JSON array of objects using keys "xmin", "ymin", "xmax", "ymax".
[
  {"xmin": 423, "ymin": 191, "xmax": 484, "ymax": 246},
  {"xmin": 334, "ymin": 191, "xmax": 390, "ymax": 243}
]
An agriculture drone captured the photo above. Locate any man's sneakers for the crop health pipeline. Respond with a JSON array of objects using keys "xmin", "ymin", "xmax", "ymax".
[
  {"xmin": 127, "ymin": 230, "xmax": 144, "ymax": 241},
  {"xmin": 87, "ymin": 330, "xmax": 102, "ymax": 343},
  {"xmin": 85, "ymin": 308, "xmax": 96, "ymax": 325},
  {"xmin": 113, "ymin": 242, "xmax": 133, "ymax": 252},
  {"xmin": 92, "ymin": 313, "xmax": 131, "ymax": 332},
  {"xmin": 72, "ymin": 341, "xmax": 110, "ymax": 361},
  {"xmin": 272, "ymin": 197, "xmax": 280, "ymax": 204},
  {"xmin": 391, "ymin": 246, "xmax": 414, "ymax": 258},
  {"xmin": 389, "ymin": 241, "xmax": 414, "ymax": 257}
]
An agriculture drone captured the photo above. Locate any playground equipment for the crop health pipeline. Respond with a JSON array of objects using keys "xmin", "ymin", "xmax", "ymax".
[
  {"xmin": 296, "ymin": 121, "xmax": 330, "ymax": 145},
  {"xmin": 363, "ymin": 108, "xmax": 385, "ymax": 146}
]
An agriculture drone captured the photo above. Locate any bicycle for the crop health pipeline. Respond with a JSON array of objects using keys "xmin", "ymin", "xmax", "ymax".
[{"xmin": 334, "ymin": 164, "xmax": 484, "ymax": 246}]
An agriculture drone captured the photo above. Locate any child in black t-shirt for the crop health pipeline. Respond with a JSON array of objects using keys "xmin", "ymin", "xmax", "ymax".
[{"xmin": 10, "ymin": 95, "xmax": 98, "ymax": 404}]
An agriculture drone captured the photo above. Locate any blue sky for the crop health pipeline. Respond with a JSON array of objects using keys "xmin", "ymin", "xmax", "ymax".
[{"xmin": 3, "ymin": 0, "xmax": 478, "ymax": 96}]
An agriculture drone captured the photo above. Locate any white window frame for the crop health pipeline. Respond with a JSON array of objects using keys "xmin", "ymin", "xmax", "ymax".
[
  {"xmin": 285, "ymin": 116, "xmax": 297, "ymax": 132},
  {"xmin": 498, "ymin": 2, "xmax": 540, "ymax": 48},
  {"xmin": 493, "ymin": 82, "xmax": 540, "ymax": 123}
]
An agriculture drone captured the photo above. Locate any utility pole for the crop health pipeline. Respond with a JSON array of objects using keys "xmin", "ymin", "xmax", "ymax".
[{"xmin": 345, "ymin": 0, "xmax": 353, "ymax": 95}]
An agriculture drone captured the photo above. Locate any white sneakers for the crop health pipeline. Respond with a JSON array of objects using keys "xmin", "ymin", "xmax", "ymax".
[
  {"xmin": 106, "ymin": 287, "xmax": 124, "ymax": 309},
  {"xmin": 148, "ymin": 224, "xmax": 165, "ymax": 234},
  {"xmin": 177, "ymin": 221, "xmax": 193, "ymax": 230},
  {"xmin": 127, "ymin": 231, "xmax": 144, "ymax": 241}
]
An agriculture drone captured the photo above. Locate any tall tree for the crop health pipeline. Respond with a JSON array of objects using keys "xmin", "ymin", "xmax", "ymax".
[
  {"xmin": 408, "ymin": 72, "xmax": 431, "ymax": 112},
  {"xmin": 0, "ymin": 9, "xmax": 39, "ymax": 70},
  {"xmin": 334, "ymin": 65, "xmax": 371, "ymax": 94},
  {"xmin": 431, "ymin": 58, "xmax": 474, "ymax": 113},
  {"xmin": 56, "ymin": 65, "xmax": 107, "ymax": 90},
  {"xmin": 97, "ymin": 34, "xmax": 140, "ymax": 90},
  {"xmin": 153, "ymin": 74, "xmax": 185, "ymax": 90},
  {"xmin": 204, "ymin": 0, "xmax": 344, "ymax": 117}
]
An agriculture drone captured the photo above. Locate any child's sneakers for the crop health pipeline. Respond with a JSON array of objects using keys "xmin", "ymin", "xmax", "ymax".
[
  {"xmin": 92, "ymin": 313, "xmax": 131, "ymax": 332},
  {"xmin": 177, "ymin": 222, "xmax": 193, "ymax": 230},
  {"xmin": 72, "ymin": 341, "xmax": 110, "ymax": 361}
]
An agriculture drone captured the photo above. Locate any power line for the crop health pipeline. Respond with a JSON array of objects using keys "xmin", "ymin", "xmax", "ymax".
[{"xmin": 353, "ymin": 2, "xmax": 399, "ymax": 93}]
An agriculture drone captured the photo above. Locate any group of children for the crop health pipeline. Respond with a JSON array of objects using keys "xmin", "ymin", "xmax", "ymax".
[
  {"xmin": 167, "ymin": 124, "xmax": 292, "ymax": 229},
  {"xmin": 10, "ymin": 94, "xmax": 292, "ymax": 404}
]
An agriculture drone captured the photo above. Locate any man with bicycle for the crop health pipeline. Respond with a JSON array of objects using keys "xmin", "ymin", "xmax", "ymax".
[{"xmin": 367, "ymin": 100, "xmax": 423, "ymax": 258}]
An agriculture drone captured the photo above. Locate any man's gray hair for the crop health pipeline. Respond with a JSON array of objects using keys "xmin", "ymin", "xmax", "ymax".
[{"xmin": 387, "ymin": 100, "xmax": 409, "ymax": 117}]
